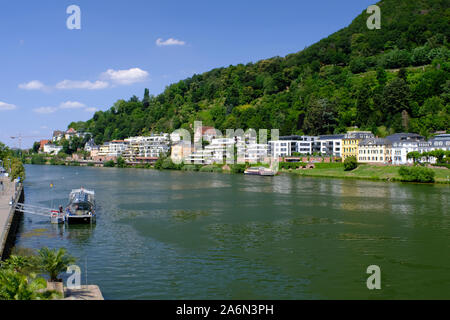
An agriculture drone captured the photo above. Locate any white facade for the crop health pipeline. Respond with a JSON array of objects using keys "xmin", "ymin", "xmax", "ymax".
[
  {"xmin": 269, "ymin": 140, "xmax": 292, "ymax": 157},
  {"xmin": 244, "ymin": 143, "xmax": 268, "ymax": 163},
  {"xmin": 124, "ymin": 134, "xmax": 170, "ymax": 160},
  {"xmin": 43, "ymin": 144, "xmax": 63, "ymax": 154},
  {"xmin": 391, "ymin": 141, "xmax": 419, "ymax": 165},
  {"xmin": 108, "ymin": 140, "xmax": 129, "ymax": 157}
]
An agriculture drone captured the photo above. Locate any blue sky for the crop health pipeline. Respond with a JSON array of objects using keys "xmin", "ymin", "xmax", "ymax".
[{"xmin": 0, "ymin": 0, "xmax": 374, "ymax": 148}]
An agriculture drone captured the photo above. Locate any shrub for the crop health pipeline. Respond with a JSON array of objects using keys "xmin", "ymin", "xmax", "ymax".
[
  {"xmin": 104, "ymin": 160, "xmax": 115, "ymax": 167},
  {"xmin": 398, "ymin": 166, "xmax": 435, "ymax": 183},
  {"xmin": 230, "ymin": 164, "xmax": 246, "ymax": 174},
  {"xmin": 344, "ymin": 156, "xmax": 358, "ymax": 171},
  {"xmin": 31, "ymin": 154, "xmax": 46, "ymax": 165},
  {"xmin": 181, "ymin": 165, "xmax": 198, "ymax": 171},
  {"xmin": 199, "ymin": 165, "xmax": 222, "ymax": 173}
]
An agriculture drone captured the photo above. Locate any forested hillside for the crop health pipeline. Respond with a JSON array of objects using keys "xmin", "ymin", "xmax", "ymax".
[{"xmin": 70, "ymin": 0, "xmax": 450, "ymax": 144}]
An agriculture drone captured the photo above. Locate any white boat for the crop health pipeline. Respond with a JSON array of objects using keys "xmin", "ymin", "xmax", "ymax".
[
  {"xmin": 65, "ymin": 188, "xmax": 96, "ymax": 224},
  {"xmin": 244, "ymin": 167, "xmax": 276, "ymax": 176},
  {"xmin": 50, "ymin": 210, "xmax": 65, "ymax": 224}
]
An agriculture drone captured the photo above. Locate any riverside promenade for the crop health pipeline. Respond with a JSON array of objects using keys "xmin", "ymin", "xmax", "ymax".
[{"xmin": 0, "ymin": 176, "xmax": 23, "ymax": 260}]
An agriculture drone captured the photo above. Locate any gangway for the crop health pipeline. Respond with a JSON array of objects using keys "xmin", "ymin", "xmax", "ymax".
[{"xmin": 14, "ymin": 203, "xmax": 55, "ymax": 218}]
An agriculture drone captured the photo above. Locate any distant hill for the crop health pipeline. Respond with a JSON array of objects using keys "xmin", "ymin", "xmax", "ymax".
[{"xmin": 71, "ymin": 0, "xmax": 449, "ymax": 144}]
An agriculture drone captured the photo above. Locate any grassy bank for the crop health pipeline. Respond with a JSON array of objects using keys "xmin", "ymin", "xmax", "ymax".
[{"xmin": 283, "ymin": 164, "xmax": 450, "ymax": 184}]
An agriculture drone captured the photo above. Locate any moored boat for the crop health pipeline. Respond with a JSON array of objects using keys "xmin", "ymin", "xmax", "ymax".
[
  {"xmin": 244, "ymin": 166, "xmax": 276, "ymax": 176},
  {"xmin": 65, "ymin": 188, "xmax": 96, "ymax": 224},
  {"xmin": 50, "ymin": 210, "xmax": 65, "ymax": 224}
]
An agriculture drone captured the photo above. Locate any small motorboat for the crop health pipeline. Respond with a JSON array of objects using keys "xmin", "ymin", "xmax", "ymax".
[
  {"xmin": 50, "ymin": 210, "xmax": 65, "ymax": 224},
  {"xmin": 65, "ymin": 188, "xmax": 96, "ymax": 224}
]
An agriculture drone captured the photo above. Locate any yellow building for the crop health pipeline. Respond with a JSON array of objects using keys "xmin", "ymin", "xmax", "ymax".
[
  {"xmin": 342, "ymin": 131, "xmax": 374, "ymax": 160},
  {"xmin": 358, "ymin": 138, "xmax": 392, "ymax": 164}
]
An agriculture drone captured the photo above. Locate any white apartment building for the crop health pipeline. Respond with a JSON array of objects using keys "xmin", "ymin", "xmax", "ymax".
[
  {"xmin": 316, "ymin": 134, "xmax": 345, "ymax": 157},
  {"xmin": 386, "ymin": 133, "xmax": 424, "ymax": 165},
  {"xmin": 108, "ymin": 140, "xmax": 129, "ymax": 157},
  {"xmin": 124, "ymin": 134, "xmax": 170, "ymax": 160},
  {"xmin": 244, "ymin": 143, "xmax": 269, "ymax": 163}
]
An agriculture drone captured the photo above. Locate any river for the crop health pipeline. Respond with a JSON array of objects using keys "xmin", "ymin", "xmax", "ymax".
[{"xmin": 14, "ymin": 165, "xmax": 450, "ymax": 299}]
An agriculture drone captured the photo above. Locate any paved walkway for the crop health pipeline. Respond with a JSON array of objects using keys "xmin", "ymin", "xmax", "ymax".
[
  {"xmin": 0, "ymin": 177, "xmax": 15, "ymax": 257},
  {"xmin": 63, "ymin": 285, "xmax": 104, "ymax": 300}
]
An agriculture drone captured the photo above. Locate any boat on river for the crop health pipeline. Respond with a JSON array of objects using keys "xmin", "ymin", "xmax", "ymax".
[
  {"xmin": 65, "ymin": 188, "xmax": 96, "ymax": 224},
  {"xmin": 244, "ymin": 166, "xmax": 276, "ymax": 176}
]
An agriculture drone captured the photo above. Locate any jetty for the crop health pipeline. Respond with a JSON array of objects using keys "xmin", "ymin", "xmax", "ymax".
[{"xmin": 0, "ymin": 176, "xmax": 24, "ymax": 260}]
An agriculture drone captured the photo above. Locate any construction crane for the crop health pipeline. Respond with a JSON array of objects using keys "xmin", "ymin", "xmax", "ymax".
[{"xmin": 10, "ymin": 134, "xmax": 48, "ymax": 150}]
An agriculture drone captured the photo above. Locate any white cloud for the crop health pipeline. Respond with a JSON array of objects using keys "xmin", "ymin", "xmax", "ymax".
[
  {"xmin": 0, "ymin": 101, "xmax": 17, "ymax": 111},
  {"xmin": 59, "ymin": 101, "xmax": 86, "ymax": 109},
  {"xmin": 33, "ymin": 106, "xmax": 58, "ymax": 114},
  {"xmin": 156, "ymin": 38, "xmax": 186, "ymax": 47},
  {"xmin": 55, "ymin": 80, "xmax": 109, "ymax": 90},
  {"xmin": 18, "ymin": 80, "xmax": 46, "ymax": 91},
  {"xmin": 101, "ymin": 68, "xmax": 149, "ymax": 85},
  {"xmin": 84, "ymin": 107, "xmax": 98, "ymax": 113}
]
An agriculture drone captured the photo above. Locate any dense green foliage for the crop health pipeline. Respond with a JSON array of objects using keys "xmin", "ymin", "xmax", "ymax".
[
  {"xmin": 0, "ymin": 247, "xmax": 71, "ymax": 300},
  {"xmin": 398, "ymin": 165, "xmax": 436, "ymax": 182},
  {"xmin": 103, "ymin": 160, "xmax": 115, "ymax": 167},
  {"xmin": 37, "ymin": 247, "xmax": 76, "ymax": 282},
  {"xmin": 407, "ymin": 150, "xmax": 450, "ymax": 163},
  {"xmin": 72, "ymin": 0, "xmax": 449, "ymax": 143},
  {"xmin": 0, "ymin": 141, "xmax": 25, "ymax": 181},
  {"xmin": 314, "ymin": 162, "xmax": 345, "ymax": 169},
  {"xmin": 344, "ymin": 156, "xmax": 358, "ymax": 171}
]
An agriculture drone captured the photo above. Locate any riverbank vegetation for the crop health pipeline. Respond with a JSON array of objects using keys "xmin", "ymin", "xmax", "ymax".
[
  {"xmin": 398, "ymin": 166, "xmax": 436, "ymax": 183},
  {"xmin": 286, "ymin": 163, "xmax": 449, "ymax": 184},
  {"xmin": 0, "ymin": 247, "xmax": 76, "ymax": 300}
]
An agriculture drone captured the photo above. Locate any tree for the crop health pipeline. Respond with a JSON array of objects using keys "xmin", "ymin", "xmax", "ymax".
[
  {"xmin": 116, "ymin": 157, "xmax": 126, "ymax": 168},
  {"xmin": 344, "ymin": 156, "xmax": 358, "ymax": 171},
  {"xmin": 32, "ymin": 142, "xmax": 40, "ymax": 153},
  {"xmin": 430, "ymin": 149, "xmax": 445, "ymax": 163},
  {"xmin": 37, "ymin": 247, "xmax": 76, "ymax": 282},
  {"xmin": 382, "ymin": 78, "xmax": 411, "ymax": 119},
  {"xmin": 303, "ymin": 98, "xmax": 337, "ymax": 135},
  {"xmin": 407, "ymin": 151, "xmax": 421, "ymax": 163},
  {"xmin": 143, "ymin": 88, "xmax": 150, "ymax": 108}
]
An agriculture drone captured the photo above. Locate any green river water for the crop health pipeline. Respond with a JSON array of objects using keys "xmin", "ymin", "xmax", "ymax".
[{"xmin": 14, "ymin": 164, "xmax": 450, "ymax": 299}]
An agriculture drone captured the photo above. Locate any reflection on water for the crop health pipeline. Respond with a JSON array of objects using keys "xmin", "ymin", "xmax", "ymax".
[{"xmin": 14, "ymin": 165, "xmax": 450, "ymax": 300}]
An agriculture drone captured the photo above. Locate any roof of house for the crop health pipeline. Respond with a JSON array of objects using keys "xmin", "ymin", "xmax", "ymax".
[
  {"xmin": 66, "ymin": 128, "xmax": 77, "ymax": 133},
  {"xmin": 359, "ymin": 138, "xmax": 392, "ymax": 146},
  {"xmin": 344, "ymin": 131, "xmax": 375, "ymax": 139},
  {"xmin": 318, "ymin": 134, "xmax": 345, "ymax": 140},
  {"xmin": 386, "ymin": 133, "xmax": 424, "ymax": 142}
]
